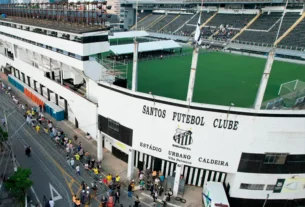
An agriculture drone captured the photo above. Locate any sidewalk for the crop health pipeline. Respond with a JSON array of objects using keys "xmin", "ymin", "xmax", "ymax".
[{"xmin": 1, "ymin": 72, "xmax": 203, "ymax": 207}]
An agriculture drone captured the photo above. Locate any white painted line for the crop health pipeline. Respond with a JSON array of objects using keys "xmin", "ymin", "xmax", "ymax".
[
  {"xmin": 15, "ymin": 159, "xmax": 42, "ymax": 207},
  {"xmin": 141, "ymin": 193, "xmax": 181, "ymax": 207},
  {"xmin": 30, "ymin": 186, "xmax": 42, "ymax": 207},
  {"xmin": 49, "ymin": 183, "xmax": 63, "ymax": 202}
]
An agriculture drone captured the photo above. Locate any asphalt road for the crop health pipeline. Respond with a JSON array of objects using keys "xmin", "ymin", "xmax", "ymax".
[
  {"xmin": 0, "ymin": 87, "xmax": 154, "ymax": 207},
  {"xmin": 0, "ymin": 91, "xmax": 106, "ymax": 207}
]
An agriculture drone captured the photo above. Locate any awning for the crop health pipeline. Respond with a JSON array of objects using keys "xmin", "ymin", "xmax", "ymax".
[
  {"xmin": 110, "ymin": 40, "xmax": 181, "ymax": 55},
  {"xmin": 109, "ymin": 31, "xmax": 149, "ymax": 40}
]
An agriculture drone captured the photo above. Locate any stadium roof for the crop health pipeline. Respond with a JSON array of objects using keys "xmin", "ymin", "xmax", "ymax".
[
  {"xmin": 110, "ymin": 40, "xmax": 181, "ymax": 55},
  {"xmin": 109, "ymin": 31, "xmax": 149, "ymax": 39}
]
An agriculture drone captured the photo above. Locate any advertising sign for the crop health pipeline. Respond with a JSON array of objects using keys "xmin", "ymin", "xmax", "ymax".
[{"xmin": 273, "ymin": 179, "xmax": 285, "ymax": 193}]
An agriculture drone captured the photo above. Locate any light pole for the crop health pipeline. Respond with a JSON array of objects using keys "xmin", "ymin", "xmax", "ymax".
[
  {"xmin": 227, "ymin": 103, "xmax": 234, "ymax": 118},
  {"xmin": 135, "ymin": 0, "xmax": 138, "ymax": 30},
  {"xmin": 4, "ymin": 109, "xmax": 17, "ymax": 172},
  {"xmin": 149, "ymin": 92, "xmax": 156, "ymax": 105},
  {"xmin": 263, "ymin": 194, "xmax": 269, "ymax": 207}
]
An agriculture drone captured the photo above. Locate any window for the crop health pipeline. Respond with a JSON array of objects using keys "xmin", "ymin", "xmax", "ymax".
[
  {"xmin": 108, "ymin": 119, "xmax": 119, "ymax": 132},
  {"xmin": 266, "ymin": 185, "xmax": 275, "ymax": 191},
  {"xmin": 264, "ymin": 153, "xmax": 288, "ymax": 164},
  {"xmin": 240, "ymin": 184, "xmax": 265, "ymax": 190}
]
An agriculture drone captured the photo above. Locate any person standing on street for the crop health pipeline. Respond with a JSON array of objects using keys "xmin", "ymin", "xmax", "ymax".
[
  {"xmin": 49, "ymin": 198, "xmax": 55, "ymax": 207},
  {"xmin": 128, "ymin": 183, "xmax": 132, "ymax": 197},
  {"xmin": 36, "ymin": 124, "xmax": 40, "ymax": 133},
  {"xmin": 70, "ymin": 157, "xmax": 75, "ymax": 169},
  {"xmin": 153, "ymin": 190, "xmax": 158, "ymax": 202},
  {"xmin": 114, "ymin": 190, "xmax": 120, "ymax": 204},
  {"xmin": 134, "ymin": 195, "xmax": 140, "ymax": 207},
  {"xmin": 75, "ymin": 153, "xmax": 80, "ymax": 164},
  {"xmin": 100, "ymin": 196, "xmax": 107, "ymax": 207},
  {"xmin": 76, "ymin": 165, "xmax": 80, "ymax": 176}
]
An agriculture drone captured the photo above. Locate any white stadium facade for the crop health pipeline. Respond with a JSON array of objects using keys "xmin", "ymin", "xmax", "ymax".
[{"xmin": 0, "ymin": 0, "xmax": 305, "ymax": 206}]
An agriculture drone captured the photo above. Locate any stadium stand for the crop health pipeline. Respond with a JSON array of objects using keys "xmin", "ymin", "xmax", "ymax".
[
  {"xmin": 248, "ymin": 12, "xmax": 282, "ymax": 30},
  {"xmin": 137, "ymin": 11, "xmax": 151, "ymax": 22},
  {"xmin": 278, "ymin": 15, "xmax": 305, "ymax": 48},
  {"xmin": 148, "ymin": 14, "xmax": 179, "ymax": 32},
  {"xmin": 176, "ymin": 12, "xmax": 215, "ymax": 36},
  {"xmin": 136, "ymin": 13, "xmax": 163, "ymax": 30},
  {"xmin": 189, "ymin": 12, "xmax": 214, "ymax": 25},
  {"xmin": 237, "ymin": 13, "xmax": 300, "ymax": 46},
  {"xmin": 200, "ymin": 13, "xmax": 254, "ymax": 41},
  {"xmin": 160, "ymin": 14, "xmax": 194, "ymax": 33},
  {"xmin": 207, "ymin": 13, "xmax": 255, "ymax": 28}
]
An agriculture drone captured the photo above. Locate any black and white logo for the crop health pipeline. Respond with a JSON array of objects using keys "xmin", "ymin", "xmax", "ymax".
[{"xmin": 173, "ymin": 128, "xmax": 193, "ymax": 146}]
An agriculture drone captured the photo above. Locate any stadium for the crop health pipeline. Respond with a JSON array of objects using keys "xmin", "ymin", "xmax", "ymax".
[{"xmin": 0, "ymin": 0, "xmax": 305, "ymax": 206}]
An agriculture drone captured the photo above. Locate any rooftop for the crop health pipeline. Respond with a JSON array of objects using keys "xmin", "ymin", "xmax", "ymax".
[
  {"xmin": 110, "ymin": 40, "xmax": 181, "ymax": 55},
  {"xmin": 0, "ymin": 16, "xmax": 110, "ymax": 34}
]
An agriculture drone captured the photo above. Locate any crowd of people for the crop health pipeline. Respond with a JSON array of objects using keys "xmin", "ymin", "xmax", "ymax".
[
  {"xmin": 136, "ymin": 168, "xmax": 173, "ymax": 206},
  {"xmin": 0, "ymin": 79, "xmax": 145, "ymax": 207},
  {"xmin": 1, "ymin": 77, "xmax": 180, "ymax": 207}
]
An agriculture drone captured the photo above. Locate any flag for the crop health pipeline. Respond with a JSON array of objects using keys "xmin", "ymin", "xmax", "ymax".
[{"xmin": 194, "ymin": 14, "xmax": 202, "ymax": 45}]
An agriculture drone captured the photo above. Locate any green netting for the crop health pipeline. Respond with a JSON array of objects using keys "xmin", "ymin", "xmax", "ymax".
[
  {"xmin": 263, "ymin": 82, "xmax": 305, "ymax": 109},
  {"xmin": 278, "ymin": 80, "xmax": 305, "ymax": 96}
]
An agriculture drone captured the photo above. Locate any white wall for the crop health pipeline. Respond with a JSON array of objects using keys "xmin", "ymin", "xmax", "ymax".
[
  {"xmin": 0, "ymin": 33, "xmax": 84, "ymax": 70},
  {"xmin": 218, "ymin": 8, "xmax": 260, "ymax": 14},
  {"xmin": 0, "ymin": 24, "xmax": 109, "ymax": 56},
  {"xmin": 0, "ymin": 54, "xmax": 98, "ymax": 139},
  {"xmin": 94, "ymin": 82, "xmax": 305, "ymax": 174},
  {"xmin": 230, "ymin": 173, "xmax": 305, "ymax": 200}
]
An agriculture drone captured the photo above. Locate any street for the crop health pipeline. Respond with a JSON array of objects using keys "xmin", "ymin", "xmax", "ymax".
[
  {"xmin": 0, "ymin": 91, "xmax": 106, "ymax": 207},
  {"xmin": 0, "ymin": 86, "xmax": 154, "ymax": 207}
]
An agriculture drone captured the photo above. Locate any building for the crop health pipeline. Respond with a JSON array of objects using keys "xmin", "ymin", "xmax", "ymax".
[{"xmin": 0, "ymin": 2, "xmax": 305, "ymax": 207}]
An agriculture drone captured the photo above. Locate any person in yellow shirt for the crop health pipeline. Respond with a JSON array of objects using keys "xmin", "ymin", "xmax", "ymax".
[
  {"xmin": 115, "ymin": 175, "xmax": 120, "ymax": 183},
  {"xmin": 36, "ymin": 125, "xmax": 40, "ymax": 133},
  {"xmin": 75, "ymin": 153, "xmax": 80, "ymax": 161},
  {"xmin": 106, "ymin": 174, "xmax": 112, "ymax": 184},
  {"xmin": 93, "ymin": 167, "xmax": 99, "ymax": 175}
]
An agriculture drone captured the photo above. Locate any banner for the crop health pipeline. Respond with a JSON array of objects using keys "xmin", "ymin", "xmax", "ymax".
[
  {"xmin": 273, "ymin": 179, "xmax": 285, "ymax": 193},
  {"xmin": 282, "ymin": 178, "xmax": 305, "ymax": 193}
]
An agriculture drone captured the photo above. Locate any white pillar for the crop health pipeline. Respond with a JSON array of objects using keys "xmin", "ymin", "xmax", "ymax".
[
  {"xmin": 186, "ymin": 46, "xmax": 199, "ymax": 103},
  {"xmin": 127, "ymin": 149, "xmax": 135, "ymax": 181},
  {"xmin": 132, "ymin": 39, "xmax": 139, "ymax": 92},
  {"xmin": 253, "ymin": 48, "xmax": 275, "ymax": 110},
  {"xmin": 97, "ymin": 131, "xmax": 103, "ymax": 162},
  {"xmin": 173, "ymin": 164, "xmax": 183, "ymax": 196}
]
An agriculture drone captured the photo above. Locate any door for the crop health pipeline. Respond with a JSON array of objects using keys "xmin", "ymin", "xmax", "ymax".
[
  {"xmin": 153, "ymin": 157, "xmax": 162, "ymax": 172},
  {"xmin": 112, "ymin": 146, "xmax": 128, "ymax": 163}
]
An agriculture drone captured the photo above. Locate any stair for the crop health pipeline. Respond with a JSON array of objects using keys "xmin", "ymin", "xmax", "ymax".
[
  {"xmin": 158, "ymin": 15, "xmax": 181, "ymax": 32},
  {"xmin": 190, "ymin": 12, "xmax": 218, "ymax": 36},
  {"xmin": 274, "ymin": 12, "xmax": 305, "ymax": 45},
  {"xmin": 209, "ymin": 30, "xmax": 219, "ymax": 39},
  {"xmin": 146, "ymin": 15, "xmax": 166, "ymax": 30},
  {"xmin": 200, "ymin": 12, "xmax": 218, "ymax": 30},
  {"xmin": 130, "ymin": 13, "xmax": 152, "ymax": 30},
  {"xmin": 231, "ymin": 11, "xmax": 261, "ymax": 42},
  {"xmin": 174, "ymin": 12, "xmax": 198, "ymax": 34}
]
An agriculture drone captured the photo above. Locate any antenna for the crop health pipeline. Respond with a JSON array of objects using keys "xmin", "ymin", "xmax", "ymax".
[
  {"xmin": 274, "ymin": 0, "xmax": 289, "ymax": 46},
  {"xmin": 135, "ymin": 0, "xmax": 139, "ymax": 31}
]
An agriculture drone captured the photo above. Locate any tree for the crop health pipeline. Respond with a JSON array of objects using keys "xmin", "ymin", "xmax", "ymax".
[
  {"xmin": 4, "ymin": 168, "xmax": 33, "ymax": 205},
  {"xmin": 0, "ymin": 126, "xmax": 8, "ymax": 152}
]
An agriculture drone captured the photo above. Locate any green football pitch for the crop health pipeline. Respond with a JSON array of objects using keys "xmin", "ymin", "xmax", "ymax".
[{"xmin": 125, "ymin": 52, "xmax": 305, "ymax": 107}]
